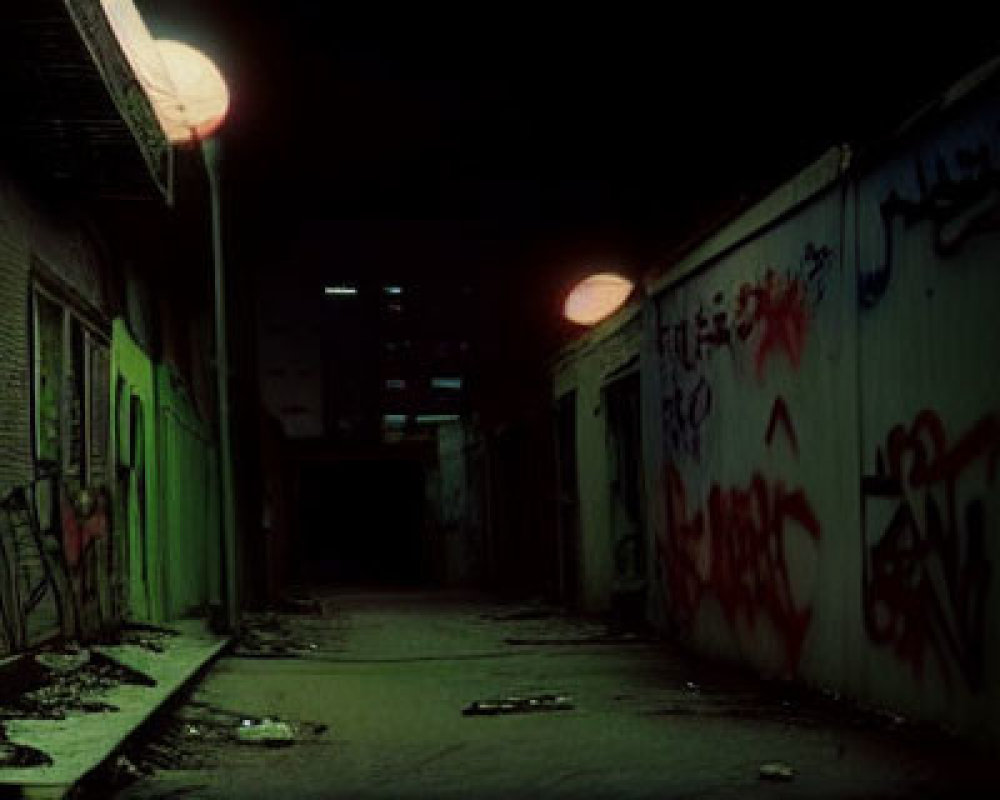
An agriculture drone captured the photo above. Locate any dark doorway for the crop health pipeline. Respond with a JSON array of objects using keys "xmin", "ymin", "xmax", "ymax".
[
  {"xmin": 296, "ymin": 458, "xmax": 427, "ymax": 586},
  {"xmin": 604, "ymin": 370, "xmax": 646, "ymax": 628}
]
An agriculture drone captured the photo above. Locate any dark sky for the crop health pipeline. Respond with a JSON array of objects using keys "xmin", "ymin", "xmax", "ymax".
[{"xmin": 137, "ymin": 3, "xmax": 998, "ymax": 337}]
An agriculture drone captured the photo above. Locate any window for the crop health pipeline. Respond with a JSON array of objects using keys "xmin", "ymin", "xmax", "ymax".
[{"xmin": 32, "ymin": 285, "xmax": 110, "ymax": 491}]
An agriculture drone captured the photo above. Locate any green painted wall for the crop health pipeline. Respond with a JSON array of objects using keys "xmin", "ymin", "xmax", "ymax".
[
  {"xmin": 110, "ymin": 318, "xmax": 163, "ymax": 623},
  {"xmin": 157, "ymin": 365, "xmax": 219, "ymax": 619}
]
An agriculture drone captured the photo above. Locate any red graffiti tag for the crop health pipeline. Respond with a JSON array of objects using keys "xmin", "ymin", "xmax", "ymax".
[
  {"xmin": 663, "ymin": 466, "xmax": 821, "ymax": 674},
  {"xmin": 862, "ymin": 410, "xmax": 999, "ymax": 690},
  {"xmin": 736, "ymin": 270, "xmax": 809, "ymax": 378},
  {"xmin": 61, "ymin": 490, "xmax": 109, "ymax": 569},
  {"xmin": 764, "ymin": 395, "xmax": 799, "ymax": 455}
]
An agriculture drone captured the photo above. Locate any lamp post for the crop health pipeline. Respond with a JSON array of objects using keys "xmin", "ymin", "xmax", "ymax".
[{"xmin": 153, "ymin": 39, "xmax": 238, "ymax": 631}]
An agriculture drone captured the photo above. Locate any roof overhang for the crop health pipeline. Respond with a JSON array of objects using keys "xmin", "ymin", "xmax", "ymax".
[{"xmin": 64, "ymin": 0, "xmax": 173, "ymax": 201}]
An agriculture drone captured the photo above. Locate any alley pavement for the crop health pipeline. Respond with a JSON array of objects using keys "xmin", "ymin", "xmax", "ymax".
[{"xmin": 87, "ymin": 590, "xmax": 993, "ymax": 799}]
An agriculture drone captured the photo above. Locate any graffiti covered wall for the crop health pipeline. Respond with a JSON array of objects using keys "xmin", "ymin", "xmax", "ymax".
[
  {"xmin": 646, "ymin": 185, "xmax": 857, "ymax": 683},
  {"xmin": 855, "ymin": 93, "xmax": 1000, "ymax": 735},
  {"xmin": 643, "ymin": 80, "xmax": 1000, "ymax": 742}
]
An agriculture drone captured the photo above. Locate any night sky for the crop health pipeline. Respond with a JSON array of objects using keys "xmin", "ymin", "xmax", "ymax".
[{"xmin": 136, "ymin": 3, "xmax": 998, "ymax": 354}]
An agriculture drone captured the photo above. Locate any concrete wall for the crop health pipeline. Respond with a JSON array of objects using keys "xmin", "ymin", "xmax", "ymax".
[
  {"xmin": 852, "ymin": 91, "xmax": 1000, "ymax": 741},
  {"xmin": 553, "ymin": 309, "xmax": 642, "ymax": 612},
  {"xmin": 637, "ymin": 76, "xmax": 1000, "ymax": 743}
]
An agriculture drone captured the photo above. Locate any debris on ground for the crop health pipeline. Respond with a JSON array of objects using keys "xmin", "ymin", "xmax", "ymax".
[
  {"xmin": 0, "ymin": 647, "xmax": 155, "ymax": 721},
  {"xmin": 235, "ymin": 613, "xmax": 317, "ymax": 658},
  {"xmin": 235, "ymin": 718, "xmax": 295, "ymax": 745},
  {"xmin": 114, "ymin": 625, "xmax": 177, "ymax": 653},
  {"xmin": 72, "ymin": 698, "xmax": 329, "ymax": 796},
  {"xmin": 462, "ymin": 692, "xmax": 574, "ymax": 716},
  {"xmin": 759, "ymin": 761, "xmax": 796, "ymax": 781}
]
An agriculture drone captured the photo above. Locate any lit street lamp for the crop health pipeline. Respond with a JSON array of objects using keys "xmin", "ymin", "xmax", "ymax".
[
  {"xmin": 152, "ymin": 40, "xmax": 238, "ymax": 631},
  {"xmin": 105, "ymin": 1, "xmax": 238, "ymax": 629}
]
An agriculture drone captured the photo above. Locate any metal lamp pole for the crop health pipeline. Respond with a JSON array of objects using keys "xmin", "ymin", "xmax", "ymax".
[{"xmin": 202, "ymin": 136, "xmax": 238, "ymax": 631}]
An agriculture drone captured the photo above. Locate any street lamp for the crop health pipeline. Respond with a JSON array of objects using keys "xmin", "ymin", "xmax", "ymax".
[
  {"xmin": 98, "ymin": 1, "xmax": 238, "ymax": 629},
  {"xmin": 563, "ymin": 273, "xmax": 635, "ymax": 326},
  {"xmin": 153, "ymin": 38, "xmax": 238, "ymax": 632}
]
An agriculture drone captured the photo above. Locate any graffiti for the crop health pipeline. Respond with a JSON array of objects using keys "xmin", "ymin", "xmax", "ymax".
[
  {"xmin": 860, "ymin": 130, "xmax": 1000, "ymax": 308},
  {"xmin": 662, "ymin": 465, "xmax": 821, "ymax": 673},
  {"xmin": 735, "ymin": 270, "xmax": 809, "ymax": 378},
  {"xmin": 0, "ymin": 467, "xmax": 115, "ymax": 650},
  {"xmin": 656, "ymin": 243, "xmax": 833, "ymax": 376},
  {"xmin": 861, "ymin": 410, "xmax": 999, "ymax": 690},
  {"xmin": 764, "ymin": 395, "xmax": 799, "ymax": 455},
  {"xmin": 661, "ymin": 374, "xmax": 712, "ymax": 460},
  {"xmin": 657, "ymin": 243, "xmax": 833, "ymax": 460}
]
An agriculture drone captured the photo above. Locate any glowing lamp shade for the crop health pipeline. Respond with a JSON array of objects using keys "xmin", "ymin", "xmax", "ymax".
[
  {"xmin": 154, "ymin": 40, "xmax": 229, "ymax": 143},
  {"xmin": 563, "ymin": 273, "xmax": 634, "ymax": 325}
]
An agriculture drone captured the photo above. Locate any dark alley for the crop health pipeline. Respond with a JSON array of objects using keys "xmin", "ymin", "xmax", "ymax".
[
  {"xmin": 2, "ymin": 2, "xmax": 1000, "ymax": 798},
  {"xmin": 82, "ymin": 591, "xmax": 994, "ymax": 799}
]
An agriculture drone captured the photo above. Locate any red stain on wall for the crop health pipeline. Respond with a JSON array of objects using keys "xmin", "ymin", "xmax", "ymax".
[
  {"xmin": 61, "ymin": 489, "xmax": 109, "ymax": 570},
  {"xmin": 663, "ymin": 465, "xmax": 821, "ymax": 674},
  {"xmin": 736, "ymin": 271, "xmax": 810, "ymax": 378}
]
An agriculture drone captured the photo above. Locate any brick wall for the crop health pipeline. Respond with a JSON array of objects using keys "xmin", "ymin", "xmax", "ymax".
[{"xmin": 0, "ymin": 177, "xmax": 33, "ymax": 496}]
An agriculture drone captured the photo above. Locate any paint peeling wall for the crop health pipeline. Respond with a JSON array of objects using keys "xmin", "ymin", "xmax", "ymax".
[
  {"xmin": 641, "ymin": 80, "xmax": 1000, "ymax": 742},
  {"xmin": 553, "ymin": 309, "xmax": 642, "ymax": 612}
]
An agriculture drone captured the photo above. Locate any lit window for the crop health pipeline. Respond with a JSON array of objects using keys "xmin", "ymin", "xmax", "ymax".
[
  {"xmin": 431, "ymin": 377, "xmax": 462, "ymax": 391},
  {"xmin": 382, "ymin": 414, "xmax": 407, "ymax": 428},
  {"xmin": 384, "ymin": 286, "xmax": 403, "ymax": 295},
  {"xmin": 324, "ymin": 285, "xmax": 358, "ymax": 296},
  {"xmin": 415, "ymin": 414, "xmax": 460, "ymax": 424},
  {"xmin": 385, "ymin": 379, "xmax": 406, "ymax": 390}
]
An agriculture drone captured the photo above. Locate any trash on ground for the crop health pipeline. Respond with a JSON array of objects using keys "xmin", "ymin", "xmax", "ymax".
[
  {"xmin": 1, "ymin": 647, "xmax": 154, "ymax": 720},
  {"xmin": 462, "ymin": 692, "xmax": 574, "ymax": 716},
  {"xmin": 235, "ymin": 614, "xmax": 316, "ymax": 658},
  {"xmin": 235, "ymin": 718, "xmax": 295, "ymax": 745},
  {"xmin": 759, "ymin": 762, "xmax": 795, "ymax": 781}
]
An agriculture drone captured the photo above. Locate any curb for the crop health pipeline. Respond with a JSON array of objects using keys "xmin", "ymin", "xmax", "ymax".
[{"xmin": 1, "ymin": 632, "xmax": 231, "ymax": 799}]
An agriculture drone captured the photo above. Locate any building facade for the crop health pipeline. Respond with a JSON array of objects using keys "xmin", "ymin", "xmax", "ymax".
[{"xmin": 553, "ymin": 61, "xmax": 1000, "ymax": 743}]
